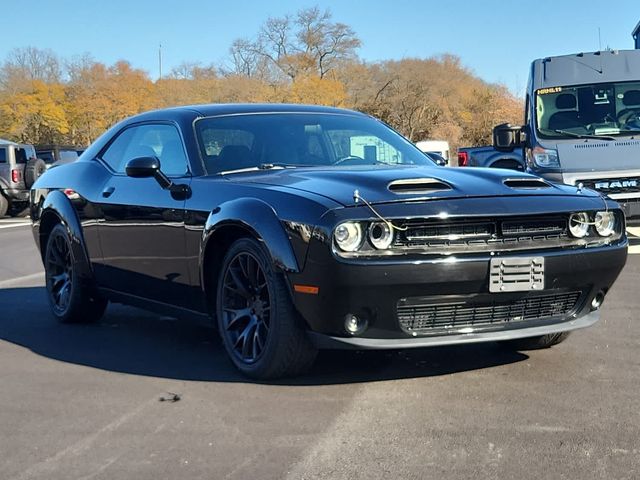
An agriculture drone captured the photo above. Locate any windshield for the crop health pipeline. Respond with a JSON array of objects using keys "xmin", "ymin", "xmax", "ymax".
[
  {"xmin": 195, "ymin": 113, "xmax": 435, "ymax": 174},
  {"xmin": 535, "ymin": 81, "xmax": 640, "ymax": 138}
]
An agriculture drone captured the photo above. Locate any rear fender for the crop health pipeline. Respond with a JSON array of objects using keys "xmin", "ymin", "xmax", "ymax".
[{"xmin": 36, "ymin": 189, "xmax": 93, "ymax": 281}]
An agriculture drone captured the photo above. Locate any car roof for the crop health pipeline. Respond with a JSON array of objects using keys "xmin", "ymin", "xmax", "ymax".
[{"xmin": 124, "ymin": 103, "xmax": 368, "ymax": 123}]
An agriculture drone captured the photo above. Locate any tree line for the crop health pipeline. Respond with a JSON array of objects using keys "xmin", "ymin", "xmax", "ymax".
[{"xmin": 0, "ymin": 6, "xmax": 522, "ymax": 152}]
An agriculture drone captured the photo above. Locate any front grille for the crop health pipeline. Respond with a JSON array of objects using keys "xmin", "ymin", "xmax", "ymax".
[
  {"xmin": 395, "ymin": 215, "xmax": 572, "ymax": 253},
  {"xmin": 397, "ymin": 291, "xmax": 582, "ymax": 335},
  {"xmin": 404, "ymin": 222, "xmax": 494, "ymax": 241}
]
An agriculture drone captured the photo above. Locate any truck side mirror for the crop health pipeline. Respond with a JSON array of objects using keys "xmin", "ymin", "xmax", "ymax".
[{"xmin": 493, "ymin": 123, "xmax": 524, "ymax": 152}]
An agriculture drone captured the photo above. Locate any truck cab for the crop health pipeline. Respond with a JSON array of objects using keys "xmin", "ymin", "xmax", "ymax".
[{"xmin": 494, "ymin": 49, "xmax": 640, "ymax": 225}]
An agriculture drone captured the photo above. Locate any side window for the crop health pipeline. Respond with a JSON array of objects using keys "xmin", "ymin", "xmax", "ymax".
[
  {"xmin": 0, "ymin": 148, "xmax": 6, "ymax": 163},
  {"xmin": 101, "ymin": 124, "xmax": 189, "ymax": 176},
  {"xmin": 15, "ymin": 148, "xmax": 28, "ymax": 164},
  {"xmin": 38, "ymin": 151, "xmax": 55, "ymax": 164}
]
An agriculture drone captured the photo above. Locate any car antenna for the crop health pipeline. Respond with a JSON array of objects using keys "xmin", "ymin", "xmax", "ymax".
[{"xmin": 353, "ymin": 189, "xmax": 407, "ymax": 231}]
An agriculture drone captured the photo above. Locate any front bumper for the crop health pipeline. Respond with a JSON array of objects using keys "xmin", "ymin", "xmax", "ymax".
[
  {"xmin": 309, "ymin": 310, "xmax": 600, "ymax": 349},
  {"xmin": 289, "ymin": 239, "xmax": 627, "ymax": 348}
]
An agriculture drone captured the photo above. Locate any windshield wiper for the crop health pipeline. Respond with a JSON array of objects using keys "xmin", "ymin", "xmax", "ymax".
[
  {"xmin": 258, "ymin": 163, "xmax": 293, "ymax": 170},
  {"xmin": 220, "ymin": 163, "xmax": 317, "ymax": 174},
  {"xmin": 550, "ymin": 129, "xmax": 615, "ymax": 141},
  {"xmin": 614, "ymin": 129, "xmax": 640, "ymax": 136}
]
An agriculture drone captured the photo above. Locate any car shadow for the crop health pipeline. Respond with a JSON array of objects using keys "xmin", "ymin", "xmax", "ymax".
[{"xmin": 0, "ymin": 287, "xmax": 529, "ymax": 385}]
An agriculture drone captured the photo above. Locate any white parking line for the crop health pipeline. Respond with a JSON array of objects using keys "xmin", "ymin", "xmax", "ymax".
[
  {"xmin": 0, "ymin": 222, "xmax": 31, "ymax": 230},
  {"xmin": 0, "ymin": 272, "xmax": 44, "ymax": 288}
]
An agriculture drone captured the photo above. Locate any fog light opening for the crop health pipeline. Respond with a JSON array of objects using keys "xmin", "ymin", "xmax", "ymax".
[
  {"xmin": 591, "ymin": 291, "xmax": 605, "ymax": 311},
  {"xmin": 344, "ymin": 314, "xmax": 368, "ymax": 336}
]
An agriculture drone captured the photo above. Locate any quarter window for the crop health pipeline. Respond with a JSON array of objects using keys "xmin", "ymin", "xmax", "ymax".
[{"xmin": 101, "ymin": 124, "xmax": 189, "ymax": 176}]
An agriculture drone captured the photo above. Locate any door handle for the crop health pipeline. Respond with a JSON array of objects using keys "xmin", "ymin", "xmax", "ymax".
[{"xmin": 102, "ymin": 186, "xmax": 115, "ymax": 198}]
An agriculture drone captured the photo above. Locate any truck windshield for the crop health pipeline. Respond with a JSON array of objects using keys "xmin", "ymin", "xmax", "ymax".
[{"xmin": 535, "ymin": 81, "xmax": 640, "ymax": 138}]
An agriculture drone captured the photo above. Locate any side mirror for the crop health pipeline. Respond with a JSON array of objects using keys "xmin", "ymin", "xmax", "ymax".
[
  {"xmin": 493, "ymin": 123, "xmax": 524, "ymax": 152},
  {"xmin": 125, "ymin": 156, "xmax": 161, "ymax": 178},
  {"xmin": 125, "ymin": 156, "xmax": 171, "ymax": 189}
]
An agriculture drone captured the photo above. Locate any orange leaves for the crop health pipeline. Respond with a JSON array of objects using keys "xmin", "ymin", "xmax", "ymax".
[
  {"xmin": 288, "ymin": 75, "xmax": 347, "ymax": 107},
  {"xmin": 0, "ymin": 80, "xmax": 69, "ymax": 144}
]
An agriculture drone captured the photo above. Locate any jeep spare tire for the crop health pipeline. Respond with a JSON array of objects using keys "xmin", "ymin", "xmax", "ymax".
[{"xmin": 25, "ymin": 158, "xmax": 47, "ymax": 188}]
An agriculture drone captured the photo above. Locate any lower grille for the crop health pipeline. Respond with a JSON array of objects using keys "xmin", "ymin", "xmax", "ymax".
[{"xmin": 397, "ymin": 291, "xmax": 582, "ymax": 334}]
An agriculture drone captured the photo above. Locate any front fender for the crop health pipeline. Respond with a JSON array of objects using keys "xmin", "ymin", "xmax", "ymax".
[
  {"xmin": 33, "ymin": 189, "xmax": 93, "ymax": 280},
  {"xmin": 200, "ymin": 197, "xmax": 301, "ymax": 275}
]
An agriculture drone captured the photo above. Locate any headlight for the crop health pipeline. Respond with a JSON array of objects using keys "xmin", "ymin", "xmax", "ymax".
[
  {"xmin": 594, "ymin": 211, "xmax": 615, "ymax": 236},
  {"xmin": 368, "ymin": 222, "xmax": 394, "ymax": 249},
  {"xmin": 530, "ymin": 146, "xmax": 560, "ymax": 168},
  {"xmin": 334, "ymin": 222, "xmax": 363, "ymax": 252},
  {"xmin": 568, "ymin": 212, "xmax": 589, "ymax": 238}
]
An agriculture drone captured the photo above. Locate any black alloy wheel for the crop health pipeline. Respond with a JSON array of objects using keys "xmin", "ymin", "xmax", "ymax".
[
  {"xmin": 46, "ymin": 227, "xmax": 74, "ymax": 315},
  {"xmin": 216, "ymin": 238, "xmax": 317, "ymax": 379},
  {"xmin": 44, "ymin": 223, "xmax": 107, "ymax": 323},
  {"xmin": 220, "ymin": 251, "xmax": 271, "ymax": 364}
]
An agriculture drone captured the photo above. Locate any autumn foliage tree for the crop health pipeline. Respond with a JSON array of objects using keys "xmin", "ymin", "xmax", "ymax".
[{"xmin": 0, "ymin": 6, "xmax": 521, "ymax": 150}]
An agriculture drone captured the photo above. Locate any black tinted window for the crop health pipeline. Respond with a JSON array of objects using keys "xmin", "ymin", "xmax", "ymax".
[
  {"xmin": 101, "ymin": 124, "xmax": 189, "ymax": 176},
  {"xmin": 15, "ymin": 148, "xmax": 27, "ymax": 164},
  {"xmin": 38, "ymin": 151, "xmax": 55, "ymax": 164},
  {"xmin": 0, "ymin": 148, "xmax": 6, "ymax": 163}
]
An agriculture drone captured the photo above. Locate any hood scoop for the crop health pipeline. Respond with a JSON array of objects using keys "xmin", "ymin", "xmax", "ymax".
[
  {"xmin": 388, "ymin": 178, "xmax": 452, "ymax": 194},
  {"xmin": 503, "ymin": 178, "xmax": 551, "ymax": 189}
]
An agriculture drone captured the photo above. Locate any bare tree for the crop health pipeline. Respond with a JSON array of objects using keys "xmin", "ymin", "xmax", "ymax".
[
  {"xmin": 169, "ymin": 62, "xmax": 216, "ymax": 80},
  {"xmin": 0, "ymin": 47, "xmax": 61, "ymax": 91},
  {"xmin": 228, "ymin": 6, "xmax": 360, "ymax": 82}
]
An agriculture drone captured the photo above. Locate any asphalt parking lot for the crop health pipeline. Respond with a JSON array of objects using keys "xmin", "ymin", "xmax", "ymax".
[{"xmin": 0, "ymin": 216, "xmax": 639, "ymax": 479}]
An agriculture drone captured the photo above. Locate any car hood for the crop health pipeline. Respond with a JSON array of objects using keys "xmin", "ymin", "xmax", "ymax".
[{"xmin": 226, "ymin": 165, "xmax": 597, "ymax": 206}]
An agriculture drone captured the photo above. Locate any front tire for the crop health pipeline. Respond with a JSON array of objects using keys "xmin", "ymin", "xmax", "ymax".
[
  {"xmin": 500, "ymin": 332, "xmax": 570, "ymax": 350},
  {"xmin": 216, "ymin": 238, "xmax": 317, "ymax": 379},
  {"xmin": 44, "ymin": 223, "xmax": 107, "ymax": 323}
]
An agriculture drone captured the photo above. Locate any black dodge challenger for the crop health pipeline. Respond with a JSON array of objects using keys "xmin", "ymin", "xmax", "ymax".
[{"xmin": 30, "ymin": 104, "xmax": 627, "ymax": 378}]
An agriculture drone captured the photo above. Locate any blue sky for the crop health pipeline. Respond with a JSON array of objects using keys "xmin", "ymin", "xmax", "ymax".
[{"xmin": 2, "ymin": 0, "xmax": 639, "ymax": 96}]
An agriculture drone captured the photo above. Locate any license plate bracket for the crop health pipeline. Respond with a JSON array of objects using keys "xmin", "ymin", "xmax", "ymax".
[{"xmin": 489, "ymin": 256, "xmax": 544, "ymax": 293}]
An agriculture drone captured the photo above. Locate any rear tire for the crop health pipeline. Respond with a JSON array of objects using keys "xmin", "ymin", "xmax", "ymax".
[
  {"xmin": 216, "ymin": 237, "xmax": 317, "ymax": 379},
  {"xmin": 25, "ymin": 158, "xmax": 47, "ymax": 188},
  {"xmin": 44, "ymin": 223, "xmax": 107, "ymax": 323},
  {"xmin": 0, "ymin": 194, "xmax": 8, "ymax": 217},
  {"xmin": 500, "ymin": 332, "xmax": 570, "ymax": 350}
]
